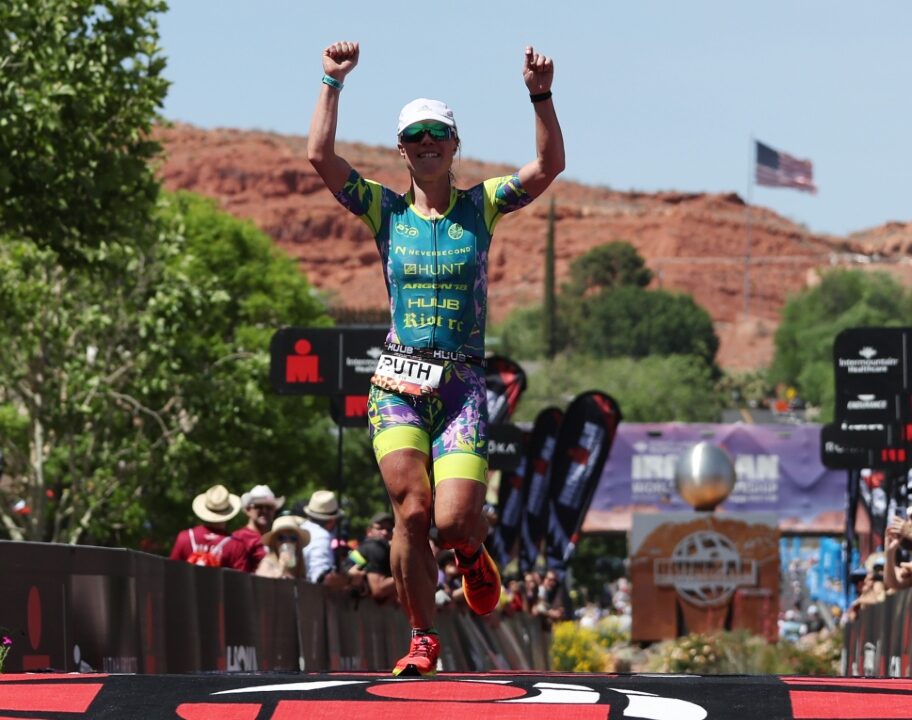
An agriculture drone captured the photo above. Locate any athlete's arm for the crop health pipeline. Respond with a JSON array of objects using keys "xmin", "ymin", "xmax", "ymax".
[
  {"xmin": 515, "ymin": 46, "xmax": 565, "ymax": 199},
  {"xmin": 307, "ymin": 41, "xmax": 359, "ymax": 193}
]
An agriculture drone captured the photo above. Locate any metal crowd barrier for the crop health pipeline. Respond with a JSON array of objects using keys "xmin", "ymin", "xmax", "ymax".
[
  {"xmin": 843, "ymin": 589, "xmax": 912, "ymax": 677},
  {"xmin": 0, "ymin": 540, "xmax": 550, "ymax": 674}
]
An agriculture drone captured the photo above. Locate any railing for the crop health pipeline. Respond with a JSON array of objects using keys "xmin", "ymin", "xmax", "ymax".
[
  {"xmin": 843, "ymin": 589, "xmax": 912, "ymax": 677},
  {"xmin": 0, "ymin": 540, "xmax": 549, "ymax": 674}
]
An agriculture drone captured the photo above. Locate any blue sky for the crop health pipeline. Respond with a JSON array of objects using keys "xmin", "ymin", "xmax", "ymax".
[{"xmin": 158, "ymin": 1, "xmax": 911, "ymax": 237}]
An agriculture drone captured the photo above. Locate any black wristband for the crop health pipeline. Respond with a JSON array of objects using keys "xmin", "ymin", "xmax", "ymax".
[{"xmin": 530, "ymin": 90, "xmax": 552, "ymax": 104}]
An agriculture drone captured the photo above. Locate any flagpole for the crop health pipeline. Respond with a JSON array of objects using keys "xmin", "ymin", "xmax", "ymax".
[{"xmin": 743, "ymin": 136, "xmax": 755, "ymax": 318}]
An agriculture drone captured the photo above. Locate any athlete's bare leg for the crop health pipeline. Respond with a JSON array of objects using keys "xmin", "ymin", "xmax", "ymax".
[
  {"xmin": 434, "ymin": 476, "xmax": 489, "ymax": 557},
  {"xmin": 380, "ymin": 448, "xmax": 437, "ymax": 630}
]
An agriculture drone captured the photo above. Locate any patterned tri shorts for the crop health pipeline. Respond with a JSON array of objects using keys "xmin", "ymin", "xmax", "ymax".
[{"xmin": 367, "ymin": 361, "xmax": 488, "ymax": 484}]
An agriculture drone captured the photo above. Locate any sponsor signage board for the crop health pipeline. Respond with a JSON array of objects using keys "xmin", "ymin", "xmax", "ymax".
[
  {"xmin": 820, "ymin": 423, "xmax": 873, "ymax": 469},
  {"xmin": 833, "ymin": 327, "xmax": 909, "ymax": 394},
  {"xmin": 270, "ymin": 327, "xmax": 387, "ymax": 396},
  {"xmin": 824, "ymin": 328, "xmax": 912, "ymax": 468}
]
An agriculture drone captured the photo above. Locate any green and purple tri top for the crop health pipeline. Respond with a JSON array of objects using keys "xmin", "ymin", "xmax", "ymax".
[{"xmin": 333, "ymin": 169, "xmax": 531, "ymax": 357}]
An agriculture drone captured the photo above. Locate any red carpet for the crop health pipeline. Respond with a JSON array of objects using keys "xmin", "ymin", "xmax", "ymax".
[{"xmin": 1, "ymin": 672, "xmax": 911, "ymax": 719}]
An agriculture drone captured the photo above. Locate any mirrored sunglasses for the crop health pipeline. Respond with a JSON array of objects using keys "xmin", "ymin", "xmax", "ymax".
[{"xmin": 399, "ymin": 122, "xmax": 454, "ymax": 143}]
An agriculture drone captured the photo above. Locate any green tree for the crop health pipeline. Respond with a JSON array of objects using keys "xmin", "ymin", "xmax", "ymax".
[
  {"xmin": 0, "ymin": 194, "xmax": 336, "ymax": 547},
  {"xmin": 514, "ymin": 355, "xmax": 724, "ymax": 424},
  {"xmin": 770, "ymin": 269, "xmax": 911, "ymax": 415},
  {"xmin": 0, "ymin": 0, "xmax": 169, "ymax": 262},
  {"xmin": 579, "ymin": 286, "xmax": 719, "ymax": 367},
  {"xmin": 564, "ymin": 241, "xmax": 653, "ymax": 297},
  {"xmin": 494, "ymin": 242, "xmax": 718, "ymax": 368},
  {"xmin": 0, "ymin": 0, "xmax": 385, "ymax": 549},
  {"xmin": 146, "ymin": 193, "xmax": 337, "ymax": 548},
  {"xmin": 0, "ymin": 231, "xmax": 213, "ymax": 544}
]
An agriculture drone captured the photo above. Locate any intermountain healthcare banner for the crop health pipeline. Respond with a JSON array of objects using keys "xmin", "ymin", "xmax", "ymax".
[
  {"xmin": 584, "ymin": 423, "xmax": 847, "ymax": 533},
  {"xmin": 544, "ymin": 391, "xmax": 622, "ymax": 576},
  {"xmin": 519, "ymin": 407, "xmax": 564, "ymax": 573}
]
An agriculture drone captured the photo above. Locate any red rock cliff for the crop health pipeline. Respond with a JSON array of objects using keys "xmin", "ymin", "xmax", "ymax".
[{"xmin": 156, "ymin": 124, "xmax": 912, "ymax": 371}]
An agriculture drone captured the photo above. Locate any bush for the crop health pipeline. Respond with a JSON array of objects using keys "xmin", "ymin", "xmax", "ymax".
[
  {"xmin": 550, "ymin": 621, "xmax": 609, "ymax": 672},
  {"xmin": 642, "ymin": 630, "xmax": 841, "ymax": 675}
]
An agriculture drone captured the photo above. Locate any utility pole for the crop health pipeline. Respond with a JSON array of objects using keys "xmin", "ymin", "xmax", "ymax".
[{"xmin": 544, "ymin": 196, "xmax": 557, "ymax": 358}]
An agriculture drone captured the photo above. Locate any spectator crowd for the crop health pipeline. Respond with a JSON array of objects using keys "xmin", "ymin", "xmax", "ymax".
[{"xmin": 168, "ymin": 483, "xmax": 580, "ymax": 626}]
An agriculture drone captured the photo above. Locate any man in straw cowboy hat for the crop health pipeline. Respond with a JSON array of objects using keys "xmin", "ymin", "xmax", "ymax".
[
  {"xmin": 233, "ymin": 484, "xmax": 285, "ymax": 573},
  {"xmin": 170, "ymin": 484, "xmax": 246, "ymax": 569},
  {"xmin": 300, "ymin": 489, "xmax": 349, "ymax": 590}
]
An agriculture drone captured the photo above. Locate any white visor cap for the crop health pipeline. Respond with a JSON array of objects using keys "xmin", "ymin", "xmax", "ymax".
[{"xmin": 397, "ymin": 98, "xmax": 457, "ymax": 136}]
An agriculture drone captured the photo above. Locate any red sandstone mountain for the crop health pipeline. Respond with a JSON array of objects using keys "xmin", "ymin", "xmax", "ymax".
[{"xmin": 155, "ymin": 124, "xmax": 912, "ymax": 371}]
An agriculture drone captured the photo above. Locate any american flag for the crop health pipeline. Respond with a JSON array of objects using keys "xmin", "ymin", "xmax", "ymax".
[{"xmin": 755, "ymin": 140, "xmax": 817, "ymax": 193}]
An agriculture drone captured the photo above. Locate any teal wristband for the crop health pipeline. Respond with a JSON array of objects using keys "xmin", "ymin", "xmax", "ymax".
[{"xmin": 322, "ymin": 74, "xmax": 343, "ymax": 91}]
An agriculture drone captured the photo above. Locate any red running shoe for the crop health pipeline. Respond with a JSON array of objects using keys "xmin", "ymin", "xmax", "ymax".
[
  {"xmin": 392, "ymin": 633, "xmax": 440, "ymax": 677},
  {"xmin": 459, "ymin": 546, "xmax": 502, "ymax": 615}
]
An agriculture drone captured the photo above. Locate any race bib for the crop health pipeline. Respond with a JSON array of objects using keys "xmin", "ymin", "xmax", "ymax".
[{"xmin": 371, "ymin": 352, "xmax": 443, "ymax": 396}]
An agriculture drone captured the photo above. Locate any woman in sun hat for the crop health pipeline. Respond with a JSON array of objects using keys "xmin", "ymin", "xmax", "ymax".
[
  {"xmin": 256, "ymin": 515, "xmax": 311, "ymax": 580},
  {"xmin": 169, "ymin": 484, "xmax": 246, "ymax": 569},
  {"xmin": 308, "ymin": 40, "xmax": 564, "ymax": 677}
]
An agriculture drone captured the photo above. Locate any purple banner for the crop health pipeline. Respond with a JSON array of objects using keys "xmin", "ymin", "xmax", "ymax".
[{"xmin": 583, "ymin": 423, "xmax": 847, "ymax": 533}]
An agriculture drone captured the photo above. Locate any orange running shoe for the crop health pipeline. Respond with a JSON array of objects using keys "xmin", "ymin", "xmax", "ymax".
[
  {"xmin": 459, "ymin": 546, "xmax": 502, "ymax": 615},
  {"xmin": 392, "ymin": 633, "xmax": 440, "ymax": 677}
]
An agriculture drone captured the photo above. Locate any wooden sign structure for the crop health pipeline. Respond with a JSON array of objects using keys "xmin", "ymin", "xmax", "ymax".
[{"xmin": 630, "ymin": 511, "xmax": 780, "ymax": 643}]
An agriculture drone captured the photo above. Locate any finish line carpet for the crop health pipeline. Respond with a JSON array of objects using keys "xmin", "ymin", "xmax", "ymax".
[{"xmin": 1, "ymin": 672, "xmax": 911, "ymax": 719}]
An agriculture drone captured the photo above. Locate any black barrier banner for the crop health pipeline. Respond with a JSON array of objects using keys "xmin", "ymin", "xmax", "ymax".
[
  {"xmin": 0, "ymin": 541, "xmax": 545, "ymax": 676},
  {"xmin": 0, "ymin": 542, "xmax": 69, "ymax": 672},
  {"xmin": 252, "ymin": 575, "xmax": 299, "ymax": 671},
  {"xmin": 132, "ymin": 552, "xmax": 167, "ymax": 674},
  {"xmin": 163, "ymin": 560, "xmax": 203, "ymax": 672},
  {"xmin": 223, "ymin": 570, "xmax": 260, "ymax": 672},
  {"xmin": 485, "ymin": 355, "xmax": 527, "ymax": 425},
  {"xmin": 545, "ymin": 391, "xmax": 622, "ymax": 578},
  {"xmin": 493, "ymin": 427, "xmax": 530, "ymax": 568},
  {"xmin": 296, "ymin": 580, "xmax": 328, "ymax": 672},
  {"xmin": 519, "ymin": 407, "xmax": 564, "ymax": 574},
  {"xmin": 69, "ymin": 548, "xmax": 139, "ymax": 673}
]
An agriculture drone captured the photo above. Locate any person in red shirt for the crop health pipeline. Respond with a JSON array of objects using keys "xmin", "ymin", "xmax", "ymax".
[
  {"xmin": 169, "ymin": 484, "xmax": 246, "ymax": 569},
  {"xmin": 232, "ymin": 484, "xmax": 285, "ymax": 573}
]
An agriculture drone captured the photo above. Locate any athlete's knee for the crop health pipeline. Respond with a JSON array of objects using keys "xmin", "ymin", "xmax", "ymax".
[
  {"xmin": 395, "ymin": 499, "xmax": 433, "ymax": 541},
  {"xmin": 434, "ymin": 511, "xmax": 485, "ymax": 550}
]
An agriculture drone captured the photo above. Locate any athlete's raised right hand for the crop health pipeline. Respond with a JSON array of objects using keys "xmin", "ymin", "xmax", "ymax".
[{"xmin": 322, "ymin": 41, "xmax": 359, "ymax": 79}]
